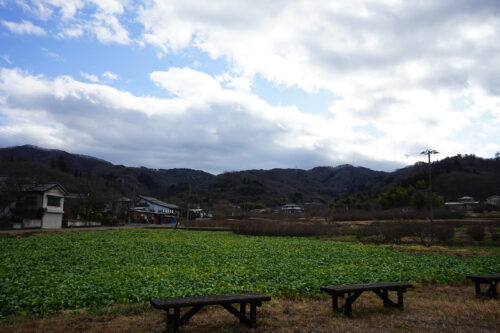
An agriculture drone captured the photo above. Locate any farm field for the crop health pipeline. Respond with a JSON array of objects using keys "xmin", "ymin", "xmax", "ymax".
[{"xmin": 1, "ymin": 229, "xmax": 499, "ymax": 319}]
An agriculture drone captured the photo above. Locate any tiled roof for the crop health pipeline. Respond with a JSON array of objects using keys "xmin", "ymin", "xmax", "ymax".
[
  {"xmin": 138, "ymin": 195, "xmax": 179, "ymax": 209},
  {"xmin": 22, "ymin": 183, "xmax": 69, "ymax": 195}
]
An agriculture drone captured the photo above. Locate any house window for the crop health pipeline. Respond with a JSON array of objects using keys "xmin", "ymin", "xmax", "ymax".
[{"xmin": 47, "ymin": 196, "xmax": 61, "ymax": 207}]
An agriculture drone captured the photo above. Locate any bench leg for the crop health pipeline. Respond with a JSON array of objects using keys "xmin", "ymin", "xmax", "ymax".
[
  {"xmin": 166, "ymin": 309, "xmax": 172, "ymax": 333},
  {"xmin": 180, "ymin": 305, "xmax": 203, "ymax": 325},
  {"xmin": 332, "ymin": 295, "xmax": 343, "ymax": 313},
  {"xmin": 344, "ymin": 293, "xmax": 353, "ymax": 317},
  {"xmin": 341, "ymin": 292, "xmax": 360, "ymax": 317},
  {"xmin": 221, "ymin": 303, "xmax": 253, "ymax": 327},
  {"xmin": 166, "ymin": 307, "xmax": 180, "ymax": 333},
  {"xmin": 397, "ymin": 290, "xmax": 404, "ymax": 307},
  {"xmin": 331, "ymin": 292, "xmax": 362, "ymax": 317},
  {"xmin": 250, "ymin": 302, "xmax": 257, "ymax": 328},
  {"xmin": 174, "ymin": 307, "xmax": 180, "ymax": 331},
  {"xmin": 372, "ymin": 289, "xmax": 402, "ymax": 308},
  {"xmin": 474, "ymin": 281, "xmax": 482, "ymax": 296},
  {"xmin": 240, "ymin": 302, "xmax": 246, "ymax": 324},
  {"xmin": 486, "ymin": 281, "xmax": 497, "ymax": 298},
  {"xmin": 383, "ymin": 289, "xmax": 390, "ymax": 307}
]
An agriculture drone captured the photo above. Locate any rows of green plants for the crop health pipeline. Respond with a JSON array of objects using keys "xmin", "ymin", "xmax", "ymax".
[{"xmin": 0, "ymin": 229, "xmax": 499, "ymax": 317}]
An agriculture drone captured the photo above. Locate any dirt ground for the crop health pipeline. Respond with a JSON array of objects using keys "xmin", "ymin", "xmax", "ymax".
[{"xmin": 1, "ymin": 283, "xmax": 498, "ymax": 333}]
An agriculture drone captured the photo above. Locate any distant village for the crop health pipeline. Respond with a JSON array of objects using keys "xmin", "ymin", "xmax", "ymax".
[{"xmin": 1, "ymin": 180, "xmax": 499, "ymax": 230}]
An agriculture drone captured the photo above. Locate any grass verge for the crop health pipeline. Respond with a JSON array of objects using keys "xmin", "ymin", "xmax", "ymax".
[{"xmin": 1, "ymin": 283, "xmax": 498, "ymax": 332}]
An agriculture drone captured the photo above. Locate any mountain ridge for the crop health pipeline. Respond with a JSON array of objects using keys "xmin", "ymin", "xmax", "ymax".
[{"xmin": 1, "ymin": 145, "xmax": 499, "ymax": 207}]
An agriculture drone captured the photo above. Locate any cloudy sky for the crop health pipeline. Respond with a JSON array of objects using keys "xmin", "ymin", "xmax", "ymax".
[{"xmin": 1, "ymin": 0, "xmax": 499, "ymax": 174}]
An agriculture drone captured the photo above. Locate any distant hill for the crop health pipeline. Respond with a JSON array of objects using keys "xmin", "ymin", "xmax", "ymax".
[
  {"xmin": 0, "ymin": 145, "xmax": 214, "ymax": 201},
  {"xmin": 187, "ymin": 165, "xmax": 388, "ymax": 206},
  {"xmin": 0, "ymin": 145, "xmax": 499, "ymax": 207},
  {"xmin": 389, "ymin": 154, "xmax": 500, "ymax": 201}
]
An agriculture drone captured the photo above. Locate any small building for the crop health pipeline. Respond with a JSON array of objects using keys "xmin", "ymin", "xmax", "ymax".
[
  {"xmin": 485, "ymin": 195, "xmax": 500, "ymax": 207},
  {"xmin": 189, "ymin": 208, "xmax": 212, "ymax": 219},
  {"xmin": 21, "ymin": 183, "xmax": 68, "ymax": 229},
  {"xmin": 445, "ymin": 195, "xmax": 480, "ymax": 211},
  {"xmin": 281, "ymin": 203, "xmax": 303, "ymax": 214},
  {"xmin": 131, "ymin": 195, "xmax": 179, "ymax": 224},
  {"xmin": 458, "ymin": 196, "xmax": 477, "ymax": 203}
]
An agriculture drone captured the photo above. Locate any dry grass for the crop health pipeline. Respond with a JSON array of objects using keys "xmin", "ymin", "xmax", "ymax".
[
  {"xmin": 1, "ymin": 283, "xmax": 498, "ymax": 333},
  {"xmin": 378, "ymin": 244, "xmax": 499, "ymax": 257}
]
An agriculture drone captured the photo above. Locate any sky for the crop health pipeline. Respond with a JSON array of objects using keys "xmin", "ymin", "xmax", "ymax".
[{"xmin": 0, "ymin": 0, "xmax": 499, "ymax": 174}]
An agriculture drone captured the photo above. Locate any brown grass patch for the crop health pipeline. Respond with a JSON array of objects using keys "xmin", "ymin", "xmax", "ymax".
[
  {"xmin": 378, "ymin": 244, "xmax": 498, "ymax": 257},
  {"xmin": 1, "ymin": 284, "xmax": 498, "ymax": 332}
]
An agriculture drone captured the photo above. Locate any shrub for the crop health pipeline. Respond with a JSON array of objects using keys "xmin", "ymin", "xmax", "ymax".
[
  {"xmin": 466, "ymin": 225, "xmax": 485, "ymax": 241},
  {"xmin": 434, "ymin": 225, "xmax": 455, "ymax": 242},
  {"xmin": 354, "ymin": 222, "xmax": 433, "ymax": 244},
  {"xmin": 488, "ymin": 226, "xmax": 499, "ymax": 242},
  {"xmin": 231, "ymin": 220, "xmax": 337, "ymax": 237},
  {"xmin": 378, "ymin": 222, "xmax": 412, "ymax": 244},
  {"xmin": 354, "ymin": 225, "xmax": 379, "ymax": 239},
  {"xmin": 406, "ymin": 222, "xmax": 431, "ymax": 245}
]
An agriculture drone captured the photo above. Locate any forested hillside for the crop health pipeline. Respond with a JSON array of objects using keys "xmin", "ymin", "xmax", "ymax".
[{"xmin": 1, "ymin": 145, "xmax": 499, "ymax": 209}]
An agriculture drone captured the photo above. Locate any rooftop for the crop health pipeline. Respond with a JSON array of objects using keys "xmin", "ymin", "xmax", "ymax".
[{"xmin": 138, "ymin": 195, "xmax": 179, "ymax": 209}]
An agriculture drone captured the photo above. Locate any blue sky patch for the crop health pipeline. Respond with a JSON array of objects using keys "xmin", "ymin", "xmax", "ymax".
[{"xmin": 251, "ymin": 74, "xmax": 337, "ymax": 115}]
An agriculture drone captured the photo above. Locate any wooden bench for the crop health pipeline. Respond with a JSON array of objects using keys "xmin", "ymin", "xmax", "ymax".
[
  {"xmin": 466, "ymin": 273, "xmax": 500, "ymax": 298},
  {"xmin": 320, "ymin": 282, "xmax": 413, "ymax": 317},
  {"xmin": 150, "ymin": 293, "xmax": 271, "ymax": 332}
]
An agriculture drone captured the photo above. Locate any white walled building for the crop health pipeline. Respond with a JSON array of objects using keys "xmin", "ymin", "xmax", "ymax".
[{"xmin": 21, "ymin": 183, "xmax": 68, "ymax": 229}]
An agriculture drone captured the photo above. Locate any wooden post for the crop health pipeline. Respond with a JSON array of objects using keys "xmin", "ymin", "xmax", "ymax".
[
  {"xmin": 383, "ymin": 289, "xmax": 390, "ymax": 307},
  {"xmin": 397, "ymin": 290, "xmax": 404, "ymax": 307},
  {"xmin": 487, "ymin": 281, "xmax": 497, "ymax": 298},
  {"xmin": 250, "ymin": 303, "xmax": 257, "ymax": 328},
  {"xmin": 332, "ymin": 295, "xmax": 341, "ymax": 312},
  {"xmin": 475, "ymin": 281, "xmax": 481, "ymax": 296},
  {"xmin": 240, "ymin": 302, "xmax": 247, "ymax": 324},
  {"xmin": 344, "ymin": 293, "xmax": 352, "ymax": 317},
  {"xmin": 166, "ymin": 308, "xmax": 175, "ymax": 333}
]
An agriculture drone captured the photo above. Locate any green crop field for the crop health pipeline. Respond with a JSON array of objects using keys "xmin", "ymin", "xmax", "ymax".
[{"xmin": 0, "ymin": 229, "xmax": 499, "ymax": 317}]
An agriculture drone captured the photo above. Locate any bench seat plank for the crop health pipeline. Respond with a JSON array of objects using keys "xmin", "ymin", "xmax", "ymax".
[
  {"xmin": 466, "ymin": 273, "xmax": 500, "ymax": 282},
  {"xmin": 321, "ymin": 282, "xmax": 412, "ymax": 294},
  {"xmin": 151, "ymin": 292, "xmax": 270, "ymax": 309}
]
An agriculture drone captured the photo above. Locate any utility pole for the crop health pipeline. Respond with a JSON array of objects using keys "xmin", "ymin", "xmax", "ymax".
[
  {"xmin": 174, "ymin": 177, "xmax": 192, "ymax": 230},
  {"xmin": 186, "ymin": 179, "xmax": 191, "ymax": 229},
  {"xmin": 421, "ymin": 149, "xmax": 439, "ymax": 243}
]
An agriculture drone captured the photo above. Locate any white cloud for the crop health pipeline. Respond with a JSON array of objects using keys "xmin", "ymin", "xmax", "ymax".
[
  {"xmin": 0, "ymin": 67, "xmax": 413, "ymax": 172},
  {"xmin": 1, "ymin": 19, "xmax": 46, "ymax": 35},
  {"xmin": 15, "ymin": 0, "xmax": 131, "ymax": 44},
  {"xmin": 2, "ymin": 66, "xmax": 498, "ymax": 173},
  {"xmin": 102, "ymin": 71, "xmax": 118, "ymax": 81},
  {"xmin": 136, "ymin": 1, "xmax": 500, "ymax": 100},
  {"xmin": 80, "ymin": 72, "xmax": 99, "ymax": 82},
  {"xmin": 150, "ymin": 68, "xmax": 221, "ymax": 98},
  {"xmin": 0, "ymin": 55, "xmax": 12, "ymax": 65},
  {"xmin": 41, "ymin": 48, "xmax": 64, "ymax": 61},
  {"xmin": 57, "ymin": 26, "xmax": 83, "ymax": 39},
  {"xmin": 87, "ymin": 12, "xmax": 130, "ymax": 44},
  {"xmin": 216, "ymin": 73, "xmax": 252, "ymax": 94},
  {"xmin": 3, "ymin": 1, "xmax": 500, "ymax": 171}
]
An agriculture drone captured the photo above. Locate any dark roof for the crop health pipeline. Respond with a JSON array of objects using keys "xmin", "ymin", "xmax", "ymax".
[
  {"xmin": 114, "ymin": 197, "xmax": 132, "ymax": 202},
  {"xmin": 138, "ymin": 195, "xmax": 179, "ymax": 209},
  {"xmin": 22, "ymin": 183, "xmax": 69, "ymax": 195},
  {"xmin": 66, "ymin": 193, "xmax": 89, "ymax": 199}
]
